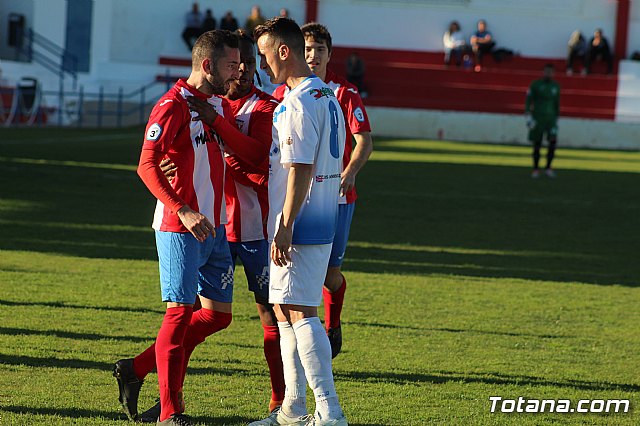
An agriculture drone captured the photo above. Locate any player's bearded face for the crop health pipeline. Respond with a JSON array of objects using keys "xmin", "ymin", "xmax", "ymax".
[
  {"xmin": 305, "ymin": 38, "xmax": 330, "ymax": 76},
  {"xmin": 206, "ymin": 47, "xmax": 240, "ymax": 95}
]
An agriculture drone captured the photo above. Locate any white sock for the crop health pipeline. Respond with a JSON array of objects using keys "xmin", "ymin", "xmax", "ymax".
[
  {"xmin": 277, "ymin": 321, "xmax": 308, "ymax": 418},
  {"xmin": 292, "ymin": 317, "xmax": 343, "ymax": 420}
]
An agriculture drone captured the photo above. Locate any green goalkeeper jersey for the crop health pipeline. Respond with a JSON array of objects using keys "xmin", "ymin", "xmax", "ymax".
[{"xmin": 525, "ymin": 78, "xmax": 560, "ymax": 122}]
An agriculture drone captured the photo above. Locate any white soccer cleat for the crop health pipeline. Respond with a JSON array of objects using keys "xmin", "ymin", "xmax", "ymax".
[
  {"xmin": 545, "ymin": 168, "xmax": 556, "ymax": 178},
  {"xmin": 305, "ymin": 415, "xmax": 348, "ymax": 426},
  {"xmin": 248, "ymin": 407, "xmax": 313, "ymax": 426},
  {"xmin": 531, "ymin": 169, "xmax": 540, "ymax": 179}
]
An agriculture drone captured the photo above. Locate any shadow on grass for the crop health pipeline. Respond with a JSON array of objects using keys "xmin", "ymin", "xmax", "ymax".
[
  {"xmin": 0, "ymin": 326, "xmax": 152, "ymax": 343},
  {"xmin": 0, "ymin": 353, "xmax": 260, "ymax": 379},
  {"xmin": 335, "ymin": 370, "xmax": 640, "ymax": 393},
  {"xmin": 0, "ymin": 405, "xmax": 254, "ymax": 425},
  {"xmin": 345, "ymin": 321, "xmax": 573, "ymax": 339},
  {"xmin": 0, "ymin": 299, "xmax": 164, "ymax": 314},
  {"xmin": 1, "ymin": 154, "xmax": 638, "ymax": 287},
  {"xmin": 0, "ymin": 405, "xmax": 125, "ymax": 421}
]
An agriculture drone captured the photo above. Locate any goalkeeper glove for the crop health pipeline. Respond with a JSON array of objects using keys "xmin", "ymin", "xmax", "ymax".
[{"xmin": 525, "ymin": 114, "xmax": 536, "ymax": 129}]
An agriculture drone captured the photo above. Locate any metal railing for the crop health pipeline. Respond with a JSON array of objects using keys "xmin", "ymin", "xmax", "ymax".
[
  {"xmin": 14, "ymin": 28, "xmax": 78, "ymax": 89},
  {"xmin": 1, "ymin": 69, "xmax": 177, "ymax": 127}
]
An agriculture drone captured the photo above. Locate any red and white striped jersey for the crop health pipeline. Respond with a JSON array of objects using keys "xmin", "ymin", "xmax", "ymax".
[
  {"xmin": 272, "ymin": 69, "xmax": 371, "ymax": 204},
  {"xmin": 224, "ymin": 86, "xmax": 278, "ymax": 242},
  {"xmin": 140, "ymin": 79, "xmax": 234, "ymax": 232}
]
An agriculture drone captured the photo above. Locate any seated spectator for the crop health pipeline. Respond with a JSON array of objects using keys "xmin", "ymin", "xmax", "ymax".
[
  {"xmin": 201, "ymin": 9, "xmax": 216, "ymax": 32},
  {"xmin": 244, "ymin": 5, "xmax": 266, "ymax": 36},
  {"xmin": 181, "ymin": 2, "xmax": 203, "ymax": 51},
  {"xmin": 443, "ymin": 21, "xmax": 467, "ymax": 66},
  {"xmin": 566, "ymin": 30, "xmax": 587, "ymax": 75},
  {"xmin": 585, "ymin": 28, "xmax": 613, "ymax": 75},
  {"xmin": 346, "ymin": 52, "xmax": 367, "ymax": 97},
  {"xmin": 220, "ymin": 11, "xmax": 239, "ymax": 32},
  {"xmin": 470, "ymin": 19, "xmax": 495, "ymax": 72},
  {"xmin": 279, "ymin": 8, "xmax": 289, "ymax": 18}
]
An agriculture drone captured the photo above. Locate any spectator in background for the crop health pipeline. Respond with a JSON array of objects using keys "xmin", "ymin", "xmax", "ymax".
[
  {"xmin": 201, "ymin": 9, "xmax": 216, "ymax": 32},
  {"xmin": 470, "ymin": 19, "xmax": 495, "ymax": 72},
  {"xmin": 181, "ymin": 2, "xmax": 203, "ymax": 51},
  {"xmin": 443, "ymin": 21, "xmax": 467, "ymax": 67},
  {"xmin": 220, "ymin": 11, "xmax": 239, "ymax": 32},
  {"xmin": 279, "ymin": 8, "xmax": 289, "ymax": 18},
  {"xmin": 244, "ymin": 5, "xmax": 266, "ymax": 36},
  {"xmin": 346, "ymin": 52, "xmax": 367, "ymax": 97},
  {"xmin": 566, "ymin": 30, "xmax": 587, "ymax": 75},
  {"xmin": 585, "ymin": 28, "xmax": 613, "ymax": 75}
]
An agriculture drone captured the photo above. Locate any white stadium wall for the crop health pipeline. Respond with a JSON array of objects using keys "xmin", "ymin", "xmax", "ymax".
[
  {"xmin": 368, "ymin": 106, "xmax": 640, "ymax": 150},
  {"xmin": 0, "ymin": 0, "xmax": 639, "ymax": 149},
  {"xmin": 319, "ymin": 0, "xmax": 616, "ymax": 58}
]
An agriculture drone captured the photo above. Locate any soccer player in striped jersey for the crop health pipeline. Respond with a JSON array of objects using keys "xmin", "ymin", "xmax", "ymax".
[
  {"xmin": 113, "ymin": 31, "xmax": 240, "ymax": 426},
  {"xmin": 157, "ymin": 30, "xmax": 286, "ymax": 418},
  {"xmin": 272, "ymin": 23, "xmax": 373, "ymax": 359}
]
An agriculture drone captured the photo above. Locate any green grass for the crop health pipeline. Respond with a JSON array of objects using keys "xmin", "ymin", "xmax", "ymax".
[{"xmin": 0, "ymin": 127, "xmax": 639, "ymax": 425}]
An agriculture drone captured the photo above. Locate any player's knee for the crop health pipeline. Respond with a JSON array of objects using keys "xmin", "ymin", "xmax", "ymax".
[{"xmin": 323, "ymin": 267, "xmax": 343, "ymax": 291}]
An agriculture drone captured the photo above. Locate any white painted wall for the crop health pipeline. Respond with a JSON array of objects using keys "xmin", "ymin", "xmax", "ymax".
[
  {"xmin": 319, "ymin": 0, "xmax": 616, "ymax": 57},
  {"xmin": 367, "ymin": 106, "xmax": 640, "ymax": 150},
  {"xmin": 108, "ymin": 0, "xmax": 306, "ymax": 63},
  {"xmin": 615, "ymin": 59, "xmax": 640, "ymax": 122},
  {"xmin": 1, "ymin": 0, "xmax": 640, "ymax": 147}
]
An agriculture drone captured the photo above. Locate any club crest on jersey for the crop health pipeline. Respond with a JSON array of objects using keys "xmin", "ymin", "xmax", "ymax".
[
  {"xmin": 285, "ymin": 137, "xmax": 293, "ymax": 145},
  {"xmin": 146, "ymin": 123, "xmax": 162, "ymax": 141},
  {"xmin": 309, "ymin": 87, "xmax": 334, "ymax": 99},
  {"xmin": 354, "ymin": 107, "xmax": 365, "ymax": 123}
]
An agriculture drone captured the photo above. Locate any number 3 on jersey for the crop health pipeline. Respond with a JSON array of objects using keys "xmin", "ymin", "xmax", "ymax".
[{"xmin": 329, "ymin": 102, "xmax": 340, "ymax": 159}]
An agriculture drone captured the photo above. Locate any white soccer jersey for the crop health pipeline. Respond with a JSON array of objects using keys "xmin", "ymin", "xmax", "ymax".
[{"xmin": 268, "ymin": 76, "xmax": 346, "ymax": 245}]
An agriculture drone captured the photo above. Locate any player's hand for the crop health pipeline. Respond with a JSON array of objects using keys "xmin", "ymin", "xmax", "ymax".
[
  {"xmin": 340, "ymin": 170, "xmax": 356, "ymax": 197},
  {"xmin": 525, "ymin": 114, "xmax": 535, "ymax": 129},
  {"xmin": 159, "ymin": 157, "xmax": 177, "ymax": 183},
  {"xmin": 271, "ymin": 217, "xmax": 293, "ymax": 267},
  {"xmin": 177, "ymin": 205, "xmax": 216, "ymax": 243},
  {"xmin": 187, "ymin": 96, "xmax": 219, "ymax": 126}
]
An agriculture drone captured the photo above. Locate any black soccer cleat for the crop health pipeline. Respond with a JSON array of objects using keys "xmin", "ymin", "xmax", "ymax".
[
  {"xmin": 327, "ymin": 326, "xmax": 342, "ymax": 359},
  {"xmin": 157, "ymin": 413, "xmax": 193, "ymax": 426},
  {"xmin": 138, "ymin": 399, "xmax": 161, "ymax": 423},
  {"xmin": 113, "ymin": 358, "xmax": 144, "ymax": 421}
]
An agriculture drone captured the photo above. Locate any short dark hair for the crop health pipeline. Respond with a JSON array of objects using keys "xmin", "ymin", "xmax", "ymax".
[
  {"xmin": 192, "ymin": 30, "xmax": 239, "ymax": 69},
  {"xmin": 300, "ymin": 22, "xmax": 332, "ymax": 53},
  {"xmin": 235, "ymin": 28, "xmax": 254, "ymax": 47},
  {"xmin": 253, "ymin": 17, "xmax": 304, "ymax": 57}
]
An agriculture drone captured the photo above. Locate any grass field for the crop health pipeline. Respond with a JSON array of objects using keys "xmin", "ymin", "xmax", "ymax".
[{"xmin": 0, "ymin": 127, "xmax": 639, "ymax": 425}]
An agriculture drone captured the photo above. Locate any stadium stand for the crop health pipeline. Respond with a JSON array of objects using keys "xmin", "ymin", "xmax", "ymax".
[
  {"xmin": 328, "ymin": 47, "xmax": 617, "ymax": 120},
  {"xmin": 157, "ymin": 47, "xmax": 618, "ymax": 121}
]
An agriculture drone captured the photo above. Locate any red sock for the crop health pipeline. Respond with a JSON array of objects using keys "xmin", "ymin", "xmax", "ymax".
[
  {"xmin": 133, "ymin": 343, "xmax": 156, "ymax": 380},
  {"xmin": 323, "ymin": 277, "xmax": 347, "ymax": 330},
  {"xmin": 262, "ymin": 324, "xmax": 285, "ymax": 402},
  {"xmin": 156, "ymin": 306, "xmax": 193, "ymax": 421},
  {"xmin": 181, "ymin": 309, "xmax": 232, "ymax": 385}
]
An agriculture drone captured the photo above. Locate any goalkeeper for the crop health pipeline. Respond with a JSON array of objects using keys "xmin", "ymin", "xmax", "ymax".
[{"xmin": 525, "ymin": 63, "xmax": 560, "ymax": 178}]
